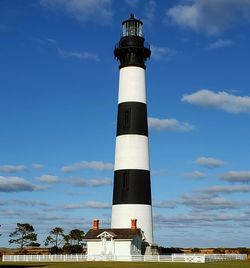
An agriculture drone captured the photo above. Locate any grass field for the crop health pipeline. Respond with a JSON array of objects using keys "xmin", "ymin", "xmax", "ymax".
[{"xmin": 0, "ymin": 261, "xmax": 249, "ymax": 268}]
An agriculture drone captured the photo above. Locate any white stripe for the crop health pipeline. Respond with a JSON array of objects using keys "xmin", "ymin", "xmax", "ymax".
[
  {"xmin": 111, "ymin": 204, "xmax": 153, "ymax": 244},
  {"xmin": 118, "ymin": 66, "xmax": 146, "ymax": 104},
  {"xmin": 114, "ymin": 135, "xmax": 150, "ymax": 171}
]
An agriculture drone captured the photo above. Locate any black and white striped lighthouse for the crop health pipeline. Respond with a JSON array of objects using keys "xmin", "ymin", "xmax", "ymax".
[{"xmin": 111, "ymin": 14, "xmax": 153, "ymax": 244}]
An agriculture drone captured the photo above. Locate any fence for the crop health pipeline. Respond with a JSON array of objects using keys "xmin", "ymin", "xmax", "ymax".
[
  {"xmin": 2, "ymin": 253, "xmax": 247, "ymax": 263},
  {"xmin": 205, "ymin": 254, "xmax": 247, "ymax": 262},
  {"xmin": 85, "ymin": 254, "xmax": 206, "ymax": 262}
]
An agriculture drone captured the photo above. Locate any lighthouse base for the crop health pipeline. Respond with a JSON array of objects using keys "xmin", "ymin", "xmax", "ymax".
[
  {"xmin": 111, "ymin": 204, "xmax": 153, "ymax": 244},
  {"xmin": 143, "ymin": 243, "xmax": 159, "ymax": 255}
]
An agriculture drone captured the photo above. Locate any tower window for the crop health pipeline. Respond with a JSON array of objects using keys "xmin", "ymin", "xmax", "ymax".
[
  {"xmin": 123, "ymin": 109, "xmax": 131, "ymax": 130},
  {"xmin": 123, "ymin": 172, "xmax": 129, "ymax": 190}
]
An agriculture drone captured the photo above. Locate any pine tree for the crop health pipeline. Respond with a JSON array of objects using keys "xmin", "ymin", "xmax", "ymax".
[
  {"xmin": 9, "ymin": 223, "xmax": 39, "ymax": 249},
  {"xmin": 45, "ymin": 227, "xmax": 64, "ymax": 247}
]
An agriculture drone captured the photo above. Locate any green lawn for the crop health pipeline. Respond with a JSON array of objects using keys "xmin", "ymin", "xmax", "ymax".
[{"xmin": 0, "ymin": 261, "xmax": 249, "ymax": 268}]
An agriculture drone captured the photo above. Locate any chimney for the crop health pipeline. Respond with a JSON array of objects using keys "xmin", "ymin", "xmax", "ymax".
[
  {"xmin": 92, "ymin": 219, "xmax": 99, "ymax": 230},
  {"xmin": 131, "ymin": 219, "xmax": 137, "ymax": 230}
]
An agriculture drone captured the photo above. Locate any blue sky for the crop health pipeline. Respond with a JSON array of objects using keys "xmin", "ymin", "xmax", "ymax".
[{"xmin": 1, "ymin": 0, "xmax": 250, "ymax": 248}]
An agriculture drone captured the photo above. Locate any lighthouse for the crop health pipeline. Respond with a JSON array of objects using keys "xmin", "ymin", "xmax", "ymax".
[{"xmin": 111, "ymin": 14, "xmax": 153, "ymax": 244}]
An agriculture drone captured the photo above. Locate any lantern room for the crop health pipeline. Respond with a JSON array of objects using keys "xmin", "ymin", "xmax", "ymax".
[{"xmin": 122, "ymin": 14, "xmax": 143, "ymax": 37}]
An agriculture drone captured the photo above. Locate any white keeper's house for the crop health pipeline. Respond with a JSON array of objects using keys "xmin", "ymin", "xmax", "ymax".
[{"xmin": 85, "ymin": 219, "xmax": 145, "ymax": 256}]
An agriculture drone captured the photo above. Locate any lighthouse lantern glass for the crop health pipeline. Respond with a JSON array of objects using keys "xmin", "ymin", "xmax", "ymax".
[{"xmin": 122, "ymin": 20, "xmax": 143, "ymax": 37}]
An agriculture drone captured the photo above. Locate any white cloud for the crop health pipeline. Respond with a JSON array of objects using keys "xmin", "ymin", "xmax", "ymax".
[
  {"xmin": 85, "ymin": 201, "xmax": 111, "ymax": 209},
  {"xmin": 62, "ymin": 161, "xmax": 113, "ymax": 173},
  {"xmin": 154, "ymin": 210, "xmax": 249, "ymax": 228},
  {"xmin": 150, "ymin": 45, "xmax": 177, "ymax": 60},
  {"xmin": 0, "ymin": 176, "xmax": 43, "ymax": 192},
  {"xmin": 166, "ymin": 4, "xmax": 200, "ymax": 31},
  {"xmin": 0, "ymin": 165, "xmax": 26, "ymax": 173},
  {"xmin": 71, "ymin": 178, "xmax": 112, "ymax": 187},
  {"xmin": 0, "ymin": 200, "xmax": 9, "ymax": 206},
  {"xmin": 180, "ymin": 193, "xmax": 239, "ymax": 210},
  {"xmin": 32, "ymin": 163, "xmax": 44, "ymax": 170},
  {"xmin": 12, "ymin": 199, "xmax": 49, "ymax": 207},
  {"xmin": 63, "ymin": 203, "xmax": 84, "ymax": 210},
  {"xmin": 195, "ymin": 156, "xmax": 224, "ymax": 168},
  {"xmin": 40, "ymin": 0, "xmax": 113, "ymax": 24},
  {"xmin": 0, "ymin": 209, "xmax": 35, "ymax": 218},
  {"xmin": 208, "ymin": 39, "xmax": 233, "ymax": 49},
  {"xmin": 58, "ymin": 48, "xmax": 100, "ymax": 62},
  {"xmin": 63, "ymin": 201, "xmax": 110, "ymax": 210},
  {"xmin": 220, "ymin": 171, "xmax": 250, "ymax": 183},
  {"xmin": 182, "ymin": 89, "xmax": 250, "ymax": 113},
  {"xmin": 166, "ymin": 0, "xmax": 250, "ymax": 35},
  {"xmin": 197, "ymin": 185, "xmax": 250, "ymax": 193},
  {"xmin": 182, "ymin": 170, "xmax": 206, "ymax": 179},
  {"xmin": 36, "ymin": 174, "xmax": 59, "ymax": 184},
  {"xmin": 153, "ymin": 201, "xmax": 177, "ymax": 209},
  {"xmin": 148, "ymin": 117, "xmax": 195, "ymax": 132}
]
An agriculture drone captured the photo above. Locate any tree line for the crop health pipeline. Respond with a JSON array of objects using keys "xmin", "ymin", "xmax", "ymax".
[
  {"xmin": 1, "ymin": 224, "xmax": 250, "ymax": 255},
  {"xmin": 158, "ymin": 246, "xmax": 250, "ymax": 255},
  {"xmin": 2, "ymin": 223, "xmax": 85, "ymax": 254}
]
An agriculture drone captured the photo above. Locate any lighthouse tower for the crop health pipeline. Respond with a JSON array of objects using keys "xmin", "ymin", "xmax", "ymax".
[{"xmin": 111, "ymin": 14, "xmax": 153, "ymax": 244}]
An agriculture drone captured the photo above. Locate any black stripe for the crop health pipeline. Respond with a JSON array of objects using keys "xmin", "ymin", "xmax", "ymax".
[
  {"xmin": 113, "ymin": 169, "xmax": 151, "ymax": 205},
  {"xmin": 116, "ymin": 102, "xmax": 148, "ymax": 136}
]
